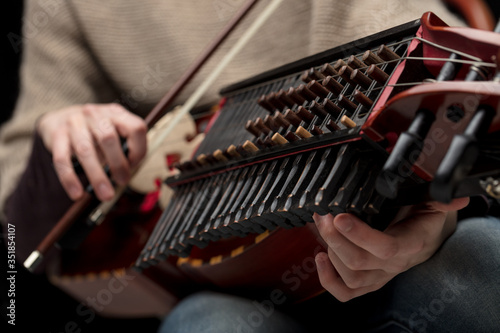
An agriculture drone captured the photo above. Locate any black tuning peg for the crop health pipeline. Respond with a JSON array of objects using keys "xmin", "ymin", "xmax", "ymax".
[
  {"xmin": 430, "ymin": 105, "xmax": 495, "ymax": 203},
  {"xmin": 436, "ymin": 53, "xmax": 462, "ymax": 82},
  {"xmin": 376, "ymin": 109, "xmax": 435, "ymax": 199}
]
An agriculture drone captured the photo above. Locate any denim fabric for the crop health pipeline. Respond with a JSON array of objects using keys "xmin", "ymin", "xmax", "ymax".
[
  {"xmin": 159, "ymin": 216, "xmax": 500, "ymax": 333},
  {"xmin": 382, "ymin": 216, "xmax": 500, "ymax": 333},
  {"xmin": 158, "ymin": 291, "xmax": 308, "ymax": 333}
]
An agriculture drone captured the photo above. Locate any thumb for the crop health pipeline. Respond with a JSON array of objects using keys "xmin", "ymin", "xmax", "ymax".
[{"xmin": 430, "ymin": 197, "xmax": 470, "ymax": 212}]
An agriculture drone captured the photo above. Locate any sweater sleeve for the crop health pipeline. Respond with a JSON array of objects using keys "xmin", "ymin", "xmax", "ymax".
[{"xmin": 0, "ymin": 0, "xmax": 117, "ymax": 223}]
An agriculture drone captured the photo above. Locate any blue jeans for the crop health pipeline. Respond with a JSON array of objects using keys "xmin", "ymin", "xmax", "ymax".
[{"xmin": 159, "ymin": 216, "xmax": 500, "ymax": 332}]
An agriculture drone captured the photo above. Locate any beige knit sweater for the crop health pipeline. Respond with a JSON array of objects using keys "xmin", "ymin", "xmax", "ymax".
[{"xmin": 0, "ymin": 0, "xmax": 461, "ymax": 221}]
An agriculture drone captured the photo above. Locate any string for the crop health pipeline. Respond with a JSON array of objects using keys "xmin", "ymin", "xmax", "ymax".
[
  {"xmin": 379, "ymin": 36, "xmax": 483, "ymax": 62},
  {"xmin": 398, "ymin": 56, "xmax": 494, "ymax": 67},
  {"xmin": 228, "ymin": 36, "xmax": 496, "ymax": 97},
  {"xmin": 337, "ymin": 56, "xmax": 495, "ymax": 73},
  {"xmin": 412, "ymin": 36, "xmax": 482, "ymax": 61},
  {"xmin": 339, "ymin": 77, "xmax": 493, "ymax": 100}
]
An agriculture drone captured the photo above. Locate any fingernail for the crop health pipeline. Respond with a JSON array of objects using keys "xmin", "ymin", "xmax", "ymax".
[
  {"xmin": 98, "ymin": 183, "xmax": 114, "ymax": 200},
  {"xmin": 334, "ymin": 216, "xmax": 353, "ymax": 232},
  {"xmin": 312, "ymin": 213, "xmax": 321, "ymax": 224},
  {"xmin": 68, "ymin": 185, "xmax": 82, "ymax": 199},
  {"xmin": 314, "ymin": 213, "xmax": 329, "ymax": 224},
  {"xmin": 315, "ymin": 252, "xmax": 327, "ymax": 271}
]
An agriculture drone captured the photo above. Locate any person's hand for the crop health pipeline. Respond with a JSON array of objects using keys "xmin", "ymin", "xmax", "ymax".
[
  {"xmin": 313, "ymin": 197, "xmax": 470, "ymax": 302},
  {"xmin": 38, "ymin": 103, "xmax": 147, "ymax": 201}
]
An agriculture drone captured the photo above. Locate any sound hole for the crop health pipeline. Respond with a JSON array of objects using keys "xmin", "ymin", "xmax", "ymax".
[{"xmin": 446, "ymin": 103, "xmax": 465, "ymax": 123}]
